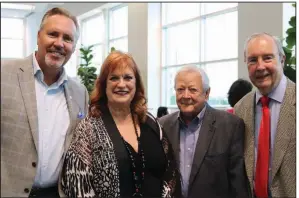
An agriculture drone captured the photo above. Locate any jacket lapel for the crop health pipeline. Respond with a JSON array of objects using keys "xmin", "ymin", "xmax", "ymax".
[
  {"xmin": 63, "ymin": 83, "xmax": 80, "ymax": 152},
  {"xmin": 271, "ymin": 80, "xmax": 295, "ymax": 182},
  {"xmin": 17, "ymin": 55, "xmax": 39, "ymax": 150},
  {"xmin": 168, "ymin": 112, "xmax": 180, "ymax": 163},
  {"xmin": 100, "ymin": 107, "xmax": 128, "ymax": 164},
  {"xmin": 242, "ymin": 92, "xmax": 256, "ymax": 191},
  {"xmin": 188, "ymin": 105, "xmax": 216, "ymax": 189}
]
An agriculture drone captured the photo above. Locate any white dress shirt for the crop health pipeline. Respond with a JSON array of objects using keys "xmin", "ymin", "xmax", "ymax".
[{"xmin": 32, "ymin": 55, "xmax": 70, "ymax": 188}]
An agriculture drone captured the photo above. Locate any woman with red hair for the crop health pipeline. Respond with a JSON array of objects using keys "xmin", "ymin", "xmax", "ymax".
[{"xmin": 61, "ymin": 51, "xmax": 180, "ymax": 197}]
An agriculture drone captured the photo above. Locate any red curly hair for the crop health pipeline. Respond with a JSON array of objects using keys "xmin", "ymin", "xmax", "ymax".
[{"xmin": 89, "ymin": 51, "xmax": 147, "ymax": 123}]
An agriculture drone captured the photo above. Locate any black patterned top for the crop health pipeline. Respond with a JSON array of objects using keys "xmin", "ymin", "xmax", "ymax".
[{"xmin": 61, "ymin": 109, "xmax": 181, "ymax": 198}]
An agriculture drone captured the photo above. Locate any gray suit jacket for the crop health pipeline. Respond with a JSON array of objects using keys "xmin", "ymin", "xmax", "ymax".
[
  {"xmin": 1, "ymin": 55, "xmax": 89, "ymax": 197},
  {"xmin": 234, "ymin": 78, "xmax": 296, "ymax": 197},
  {"xmin": 158, "ymin": 105, "xmax": 249, "ymax": 198}
]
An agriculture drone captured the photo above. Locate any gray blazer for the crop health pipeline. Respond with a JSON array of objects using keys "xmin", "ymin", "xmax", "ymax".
[
  {"xmin": 1, "ymin": 55, "xmax": 89, "ymax": 197},
  {"xmin": 234, "ymin": 78, "xmax": 296, "ymax": 197},
  {"xmin": 158, "ymin": 105, "xmax": 249, "ymax": 198}
]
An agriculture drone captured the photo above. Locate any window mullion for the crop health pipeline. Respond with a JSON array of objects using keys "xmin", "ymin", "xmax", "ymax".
[{"xmin": 103, "ymin": 8, "xmax": 109, "ymax": 58}]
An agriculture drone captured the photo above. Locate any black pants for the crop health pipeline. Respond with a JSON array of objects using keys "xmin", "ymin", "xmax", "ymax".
[{"xmin": 28, "ymin": 185, "xmax": 59, "ymax": 198}]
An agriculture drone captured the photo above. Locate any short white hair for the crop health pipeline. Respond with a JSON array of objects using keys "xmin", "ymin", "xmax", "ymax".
[
  {"xmin": 174, "ymin": 65, "xmax": 210, "ymax": 92},
  {"xmin": 243, "ymin": 32, "xmax": 285, "ymax": 62}
]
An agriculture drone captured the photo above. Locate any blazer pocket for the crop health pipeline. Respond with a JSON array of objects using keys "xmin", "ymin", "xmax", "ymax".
[
  {"xmin": 205, "ymin": 151, "xmax": 227, "ymax": 158},
  {"xmin": 204, "ymin": 152, "xmax": 227, "ymax": 167},
  {"xmin": 200, "ymin": 153, "xmax": 228, "ymax": 185}
]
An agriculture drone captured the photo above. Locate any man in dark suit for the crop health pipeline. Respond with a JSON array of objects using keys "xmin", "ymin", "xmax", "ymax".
[{"xmin": 159, "ymin": 65, "xmax": 249, "ymax": 198}]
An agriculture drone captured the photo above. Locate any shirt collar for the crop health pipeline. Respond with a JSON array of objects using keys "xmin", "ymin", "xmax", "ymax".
[
  {"xmin": 255, "ymin": 74, "xmax": 287, "ymax": 104},
  {"xmin": 33, "ymin": 52, "xmax": 68, "ymax": 87},
  {"xmin": 178, "ymin": 104, "xmax": 207, "ymax": 126}
]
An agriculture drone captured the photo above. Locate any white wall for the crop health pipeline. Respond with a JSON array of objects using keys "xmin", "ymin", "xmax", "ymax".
[
  {"xmin": 54, "ymin": 3, "xmax": 105, "ymax": 17},
  {"xmin": 25, "ymin": 9, "xmax": 48, "ymax": 56},
  {"xmin": 147, "ymin": 3, "xmax": 162, "ymax": 115},
  {"xmin": 127, "ymin": 3, "xmax": 149, "ymax": 106},
  {"xmin": 127, "ymin": 3, "xmax": 163, "ymax": 115},
  {"xmin": 128, "ymin": 3, "xmax": 148, "ymax": 91},
  {"xmin": 238, "ymin": 3, "xmax": 283, "ymax": 81}
]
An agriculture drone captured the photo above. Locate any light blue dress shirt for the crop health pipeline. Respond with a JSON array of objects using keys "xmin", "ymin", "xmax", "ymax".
[
  {"xmin": 254, "ymin": 75, "xmax": 287, "ymax": 196},
  {"xmin": 32, "ymin": 55, "xmax": 70, "ymax": 188},
  {"xmin": 179, "ymin": 105, "xmax": 206, "ymax": 198}
]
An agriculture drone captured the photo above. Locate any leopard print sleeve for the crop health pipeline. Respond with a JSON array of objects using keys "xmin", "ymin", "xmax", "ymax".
[
  {"xmin": 161, "ymin": 129, "xmax": 182, "ymax": 198},
  {"xmin": 61, "ymin": 117, "xmax": 96, "ymax": 198}
]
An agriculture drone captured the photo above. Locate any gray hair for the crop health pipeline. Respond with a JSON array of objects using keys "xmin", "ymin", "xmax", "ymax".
[
  {"xmin": 39, "ymin": 7, "xmax": 80, "ymax": 42},
  {"xmin": 174, "ymin": 65, "xmax": 210, "ymax": 92},
  {"xmin": 243, "ymin": 32, "xmax": 285, "ymax": 62}
]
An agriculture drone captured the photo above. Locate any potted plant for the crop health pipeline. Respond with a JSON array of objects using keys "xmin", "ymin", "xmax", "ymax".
[
  {"xmin": 77, "ymin": 45, "xmax": 97, "ymax": 94},
  {"xmin": 283, "ymin": 3, "xmax": 296, "ymax": 83}
]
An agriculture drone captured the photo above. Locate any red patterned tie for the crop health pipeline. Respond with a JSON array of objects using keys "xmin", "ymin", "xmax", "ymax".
[{"xmin": 255, "ymin": 96, "xmax": 270, "ymax": 198}]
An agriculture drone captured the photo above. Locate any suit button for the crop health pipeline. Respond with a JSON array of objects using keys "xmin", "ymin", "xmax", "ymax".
[
  {"xmin": 24, "ymin": 188, "xmax": 29, "ymax": 193},
  {"xmin": 32, "ymin": 162, "xmax": 36, "ymax": 167}
]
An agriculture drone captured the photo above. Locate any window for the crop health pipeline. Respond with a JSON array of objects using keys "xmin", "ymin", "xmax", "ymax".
[
  {"xmin": 63, "ymin": 50, "xmax": 78, "ymax": 78},
  {"xmin": 81, "ymin": 13, "xmax": 105, "ymax": 74},
  {"xmin": 108, "ymin": 5, "xmax": 128, "ymax": 52},
  {"xmin": 161, "ymin": 3, "xmax": 238, "ymax": 108},
  {"xmin": 75, "ymin": 4, "xmax": 128, "ymax": 76},
  {"xmin": 1, "ymin": 18, "xmax": 24, "ymax": 58}
]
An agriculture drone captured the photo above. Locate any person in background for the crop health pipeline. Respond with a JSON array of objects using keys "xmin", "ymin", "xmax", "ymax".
[
  {"xmin": 159, "ymin": 65, "xmax": 249, "ymax": 198},
  {"xmin": 1, "ymin": 7, "xmax": 89, "ymax": 198},
  {"xmin": 61, "ymin": 51, "xmax": 181, "ymax": 198},
  {"xmin": 227, "ymin": 79, "xmax": 253, "ymax": 113},
  {"xmin": 157, "ymin": 106, "xmax": 169, "ymax": 118},
  {"xmin": 234, "ymin": 32, "xmax": 295, "ymax": 197}
]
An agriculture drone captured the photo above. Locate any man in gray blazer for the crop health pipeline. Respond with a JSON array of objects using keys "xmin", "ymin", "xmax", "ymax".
[
  {"xmin": 159, "ymin": 66, "xmax": 249, "ymax": 198},
  {"xmin": 234, "ymin": 33, "xmax": 295, "ymax": 197},
  {"xmin": 1, "ymin": 7, "xmax": 89, "ymax": 197}
]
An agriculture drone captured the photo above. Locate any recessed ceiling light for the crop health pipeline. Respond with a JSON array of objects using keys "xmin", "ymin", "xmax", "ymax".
[{"xmin": 1, "ymin": 3, "xmax": 35, "ymax": 11}]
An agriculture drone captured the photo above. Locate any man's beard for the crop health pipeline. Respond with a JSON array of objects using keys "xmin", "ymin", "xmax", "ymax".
[{"xmin": 45, "ymin": 54, "xmax": 65, "ymax": 68}]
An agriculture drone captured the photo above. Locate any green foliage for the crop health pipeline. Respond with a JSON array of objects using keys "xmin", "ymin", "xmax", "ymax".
[
  {"xmin": 77, "ymin": 45, "xmax": 97, "ymax": 94},
  {"xmin": 110, "ymin": 46, "xmax": 116, "ymax": 52},
  {"xmin": 283, "ymin": 3, "xmax": 296, "ymax": 83}
]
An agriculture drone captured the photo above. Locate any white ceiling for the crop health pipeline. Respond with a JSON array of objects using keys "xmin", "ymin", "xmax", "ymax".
[{"xmin": 1, "ymin": 3, "xmax": 64, "ymax": 18}]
